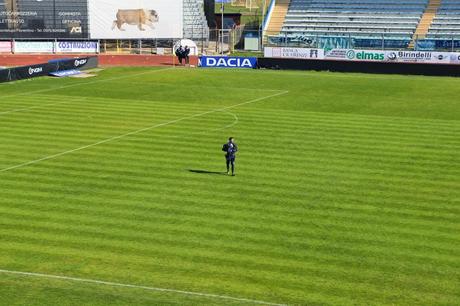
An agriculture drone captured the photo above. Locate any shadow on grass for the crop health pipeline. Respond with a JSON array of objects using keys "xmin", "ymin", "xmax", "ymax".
[{"xmin": 188, "ymin": 169, "xmax": 227, "ymax": 175}]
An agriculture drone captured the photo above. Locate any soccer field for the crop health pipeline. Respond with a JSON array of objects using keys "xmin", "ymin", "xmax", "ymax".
[{"xmin": 0, "ymin": 67, "xmax": 459, "ymax": 305}]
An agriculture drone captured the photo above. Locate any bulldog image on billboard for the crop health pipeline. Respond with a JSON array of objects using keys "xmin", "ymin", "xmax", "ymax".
[{"xmin": 112, "ymin": 9, "xmax": 159, "ymax": 31}]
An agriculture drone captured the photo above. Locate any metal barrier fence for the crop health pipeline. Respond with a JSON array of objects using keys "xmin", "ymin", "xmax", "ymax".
[
  {"xmin": 263, "ymin": 31, "xmax": 460, "ymax": 52},
  {"xmin": 2, "ymin": 30, "xmax": 460, "ymax": 55}
]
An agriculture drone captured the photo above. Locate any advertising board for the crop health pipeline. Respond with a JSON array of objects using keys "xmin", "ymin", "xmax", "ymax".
[
  {"xmin": 88, "ymin": 0, "xmax": 183, "ymax": 39},
  {"xmin": 13, "ymin": 41, "xmax": 54, "ymax": 53},
  {"xmin": 199, "ymin": 56, "xmax": 257, "ymax": 68},
  {"xmin": 264, "ymin": 47, "xmax": 324, "ymax": 59},
  {"xmin": 0, "ymin": 0, "xmax": 89, "ymax": 39},
  {"xmin": 385, "ymin": 51, "xmax": 451, "ymax": 64},
  {"xmin": 55, "ymin": 41, "xmax": 99, "ymax": 53},
  {"xmin": 0, "ymin": 40, "xmax": 12, "ymax": 52},
  {"xmin": 265, "ymin": 47, "xmax": 460, "ymax": 65}
]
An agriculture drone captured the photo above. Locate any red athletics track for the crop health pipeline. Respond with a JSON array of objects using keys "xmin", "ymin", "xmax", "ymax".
[{"xmin": 0, "ymin": 54, "xmax": 198, "ymax": 67}]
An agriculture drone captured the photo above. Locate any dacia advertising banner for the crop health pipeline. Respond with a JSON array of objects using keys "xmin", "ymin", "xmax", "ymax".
[
  {"xmin": 88, "ymin": 0, "xmax": 183, "ymax": 39},
  {"xmin": 0, "ymin": 0, "xmax": 89, "ymax": 38},
  {"xmin": 199, "ymin": 56, "xmax": 258, "ymax": 68},
  {"xmin": 264, "ymin": 47, "xmax": 324, "ymax": 59}
]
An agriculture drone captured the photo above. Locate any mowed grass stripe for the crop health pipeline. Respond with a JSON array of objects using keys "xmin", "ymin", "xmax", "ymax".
[
  {"xmin": 2, "ymin": 97, "xmax": 456, "ymax": 149},
  {"xmin": 10, "ymin": 93, "xmax": 460, "ymax": 132},
  {"xmin": 1, "ymin": 198, "xmax": 455, "ymax": 255},
  {"xmin": 0, "ymin": 274, "xmax": 270, "ymax": 306},
  {"xmin": 1, "ymin": 163, "xmax": 457, "ymax": 208},
  {"xmin": 1, "ymin": 223, "xmax": 457, "ymax": 291},
  {"xmin": 1, "ymin": 147, "xmax": 457, "ymax": 209},
  {"xmin": 5, "ymin": 108, "xmax": 457, "ymax": 160},
  {"xmin": 1, "ymin": 206, "xmax": 458, "ymax": 266},
  {"xmin": 2, "ymin": 117, "xmax": 458, "ymax": 168},
  {"xmin": 0, "ymin": 224, "xmax": 456, "ymax": 295},
  {"xmin": 2, "ymin": 133, "xmax": 454, "ymax": 188},
  {"xmin": 1, "ymin": 189, "xmax": 458, "ymax": 243},
  {"xmin": 8, "ymin": 95, "xmax": 460, "ymax": 136},
  {"xmin": 1, "ymin": 155, "xmax": 458, "ymax": 206},
  {"xmin": 1, "ymin": 68, "xmax": 459, "ymax": 305},
  {"xmin": 1, "ymin": 231, "xmax": 457, "ymax": 304},
  {"xmin": 1, "ymin": 234, "xmax": 457, "ymax": 305},
  {"xmin": 2, "ymin": 124, "xmax": 458, "ymax": 166},
  {"xmin": 1, "ymin": 175, "xmax": 458, "ymax": 230}
]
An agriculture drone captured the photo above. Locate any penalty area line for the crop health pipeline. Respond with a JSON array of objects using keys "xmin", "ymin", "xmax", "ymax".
[
  {"xmin": 0, "ymin": 269, "xmax": 286, "ymax": 306},
  {"xmin": 0, "ymin": 90, "xmax": 289, "ymax": 173}
]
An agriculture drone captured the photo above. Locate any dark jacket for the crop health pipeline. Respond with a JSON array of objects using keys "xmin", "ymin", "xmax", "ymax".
[{"xmin": 222, "ymin": 142, "xmax": 238, "ymax": 159}]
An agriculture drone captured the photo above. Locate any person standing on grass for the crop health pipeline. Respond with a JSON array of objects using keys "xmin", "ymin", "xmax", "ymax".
[
  {"xmin": 175, "ymin": 45, "xmax": 184, "ymax": 65},
  {"xmin": 184, "ymin": 46, "xmax": 191, "ymax": 65},
  {"xmin": 222, "ymin": 137, "xmax": 238, "ymax": 176}
]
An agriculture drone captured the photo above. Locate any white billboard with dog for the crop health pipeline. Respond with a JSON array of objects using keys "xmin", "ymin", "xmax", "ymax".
[{"xmin": 88, "ymin": 0, "xmax": 183, "ymax": 39}]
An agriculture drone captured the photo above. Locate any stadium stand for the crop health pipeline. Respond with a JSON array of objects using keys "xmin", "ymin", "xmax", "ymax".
[
  {"xmin": 265, "ymin": 0, "xmax": 291, "ymax": 36},
  {"xmin": 265, "ymin": 0, "xmax": 438, "ymax": 49},
  {"xmin": 426, "ymin": 0, "xmax": 460, "ymax": 39},
  {"xmin": 183, "ymin": 0, "xmax": 210, "ymax": 41},
  {"xmin": 408, "ymin": 0, "xmax": 441, "ymax": 48}
]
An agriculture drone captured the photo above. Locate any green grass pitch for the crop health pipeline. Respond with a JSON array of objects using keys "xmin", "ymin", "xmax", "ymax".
[{"xmin": 0, "ymin": 67, "xmax": 459, "ymax": 305}]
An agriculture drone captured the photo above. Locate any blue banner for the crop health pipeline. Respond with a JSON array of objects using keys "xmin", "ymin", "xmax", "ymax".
[
  {"xmin": 49, "ymin": 69, "xmax": 82, "ymax": 77},
  {"xmin": 416, "ymin": 39, "xmax": 460, "ymax": 51},
  {"xmin": 199, "ymin": 56, "xmax": 257, "ymax": 68}
]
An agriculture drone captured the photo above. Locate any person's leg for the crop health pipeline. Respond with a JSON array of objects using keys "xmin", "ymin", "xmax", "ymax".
[
  {"xmin": 226, "ymin": 159, "xmax": 230, "ymax": 174},
  {"xmin": 231, "ymin": 159, "xmax": 235, "ymax": 176}
]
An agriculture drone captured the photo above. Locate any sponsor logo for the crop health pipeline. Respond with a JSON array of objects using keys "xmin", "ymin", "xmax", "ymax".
[
  {"xmin": 397, "ymin": 51, "xmax": 431, "ymax": 59},
  {"xmin": 51, "ymin": 69, "xmax": 82, "ymax": 77},
  {"xmin": 70, "ymin": 26, "xmax": 82, "ymax": 34},
  {"xmin": 201, "ymin": 57, "xmax": 257, "ymax": 68},
  {"xmin": 28, "ymin": 67, "xmax": 43, "ymax": 75},
  {"xmin": 74, "ymin": 59, "xmax": 87, "ymax": 67},
  {"xmin": 265, "ymin": 47, "xmax": 324, "ymax": 59},
  {"xmin": 346, "ymin": 50, "xmax": 356, "ymax": 59},
  {"xmin": 58, "ymin": 42, "xmax": 97, "ymax": 49},
  {"xmin": 450, "ymin": 54, "xmax": 460, "ymax": 63},
  {"xmin": 347, "ymin": 50, "xmax": 385, "ymax": 61},
  {"xmin": 324, "ymin": 49, "xmax": 348, "ymax": 59},
  {"xmin": 387, "ymin": 52, "xmax": 397, "ymax": 60},
  {"xmin": 309, "ymin": 49, "xmax": 319, "ymax": 58}
]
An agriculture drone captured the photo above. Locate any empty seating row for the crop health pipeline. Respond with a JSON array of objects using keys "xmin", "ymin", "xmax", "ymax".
[
  {"xmin": 426, "ymin": 0, "xmax": 460, "ymax": 39},
  {"xmin": 275, "ymin": 0, "xmax": 428, "ymax": 41}
]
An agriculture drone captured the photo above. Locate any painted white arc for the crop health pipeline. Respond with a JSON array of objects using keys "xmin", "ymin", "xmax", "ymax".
[
  {"xmin": 0, "ymin": 269, "xmax": 286, "ymax": 306},
  {"xmin": 0, "ymin": 90, "xmax": 289, "ymax": 173}
]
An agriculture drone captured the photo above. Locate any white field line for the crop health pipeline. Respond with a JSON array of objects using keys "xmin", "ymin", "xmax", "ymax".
[
  {"xmin": 213, "ymin": 110, "xmax": 239, "ymax": 131},
  {"xmin": 0, "ymin": 269, "xmax": 286, "ymax": 306},
  {"xmin": 0, "ymin": 67, "xmax": 175, "ymax": 100},
  {"xmin": 119, "ymin": 80, "xmax": 285, "ymax": 92},
  {"xmin": 0, "ymin": 98, "xmax": 89, "ymax": 116},
  {"xmin": 0, "ymin": 90, "xmax": 288, "ymax": 173},
  {"xmin": 169, "ymin": 110, "xmax": 239, "ymax": 139}
]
